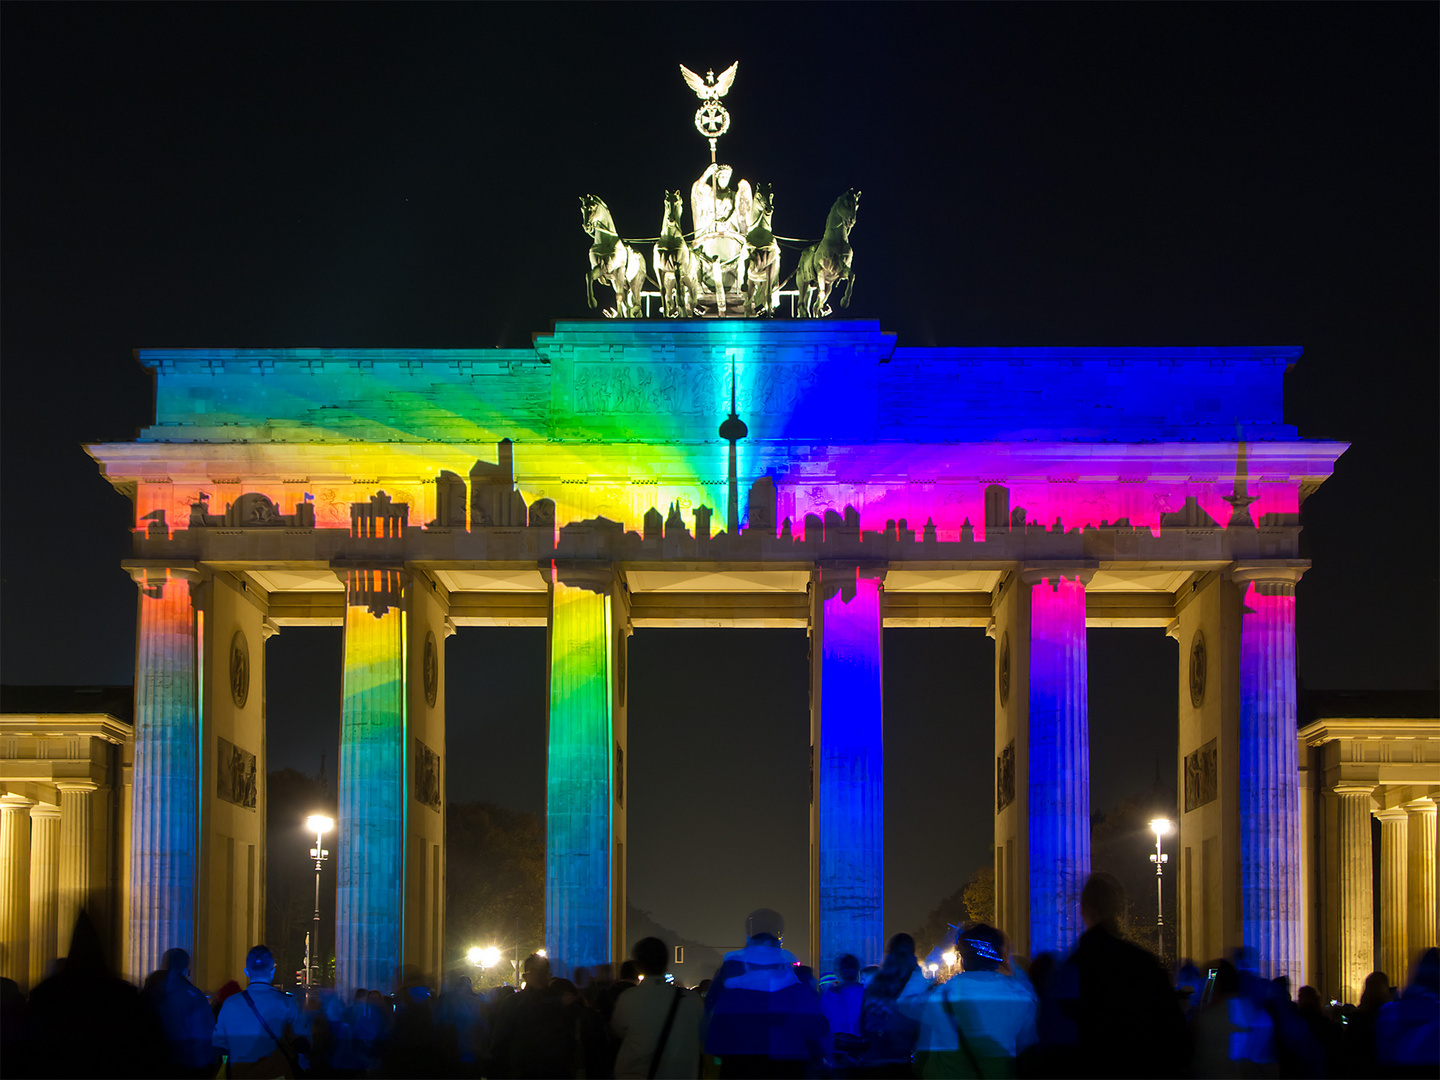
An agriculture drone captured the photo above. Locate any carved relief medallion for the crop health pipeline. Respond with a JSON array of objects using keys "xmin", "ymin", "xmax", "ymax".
[
  {"xmin": 998, "ymin": 632, "xmax": 1011, "ymax": 707},
  {"xmin": 1189, "ymin": 630, "xmax": 1207, "ymax": 708},
  {"xmin": 423, "ymin": 630, "xmax": 438, "ymax": 708},
  {"xmin": 229, "ymin": 630, "xmax": 250, "ymax": 708}
]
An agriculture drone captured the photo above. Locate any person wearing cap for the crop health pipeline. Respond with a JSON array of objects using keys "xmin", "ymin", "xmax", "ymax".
[
  {"xmin": 705, "ymin": 936, "xmax": 831, "ymax": 1078},
  {"xmin": 897, "ymin": 924, "xmax": 1037, "ymax": 1079}
]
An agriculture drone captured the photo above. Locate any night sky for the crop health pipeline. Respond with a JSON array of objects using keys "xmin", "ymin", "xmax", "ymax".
[{"xmin": 3, "ymin": 5, "xmax": 1435, "ymax": 954}]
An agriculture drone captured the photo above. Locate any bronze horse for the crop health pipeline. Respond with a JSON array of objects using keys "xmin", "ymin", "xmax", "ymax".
[
  {"xmin": 653, "ymin": 190, "xmax": 700, "ymax": 318},
  {"xmin": 581, "ymin": 194, "xmax": 645, "ymax": 318},
  {"xmin": 795, "ymin": 188, "xmax": 859, "ymax": 318},
  {"xmin": 744, "ymin": 182, "xmax": 780, "ymax": 318}
]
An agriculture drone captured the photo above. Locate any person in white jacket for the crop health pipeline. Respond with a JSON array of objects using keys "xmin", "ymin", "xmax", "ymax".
[
  {"xmin": 612, "ymin": 937, "xmax": 703, "ymax": 1080},
  {"xmin": 896, "ymin": 924, "xmax": 1037, "ymax": 1079}
]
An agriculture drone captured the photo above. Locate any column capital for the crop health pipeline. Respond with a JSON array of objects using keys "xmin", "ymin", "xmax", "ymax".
[
  {"xmin": 1403, "ymin": 797, "xmax": 1437, "ymax": 814},
  {"xmin": 55, "ymin": 781, "xmax": 98, "ymax": 795},
  {"xmin": 1375, "ymin": 805, "xmax": 1411, "ymax": 824},
  {"xmin": 0, "ymin": 793, "xmax": 35, "ymax": 810},
  {"xmin": 27, "ymin": 803, "xmax": 61, "ymax": 821},
  {"xmin": 1021, "ymin": 563, "xmax": 1096, "ymax": 587},
  {"xmin": 1230, "ymin": 561, "xmax": 1309, "ymax": 593},
  {"xmin": 1333, "ymin": 782, "xmax": 1376, "ymax": 797},
  {"xmin": 553, "ymin": 561, "xmax": 617, "ymax": 595}
]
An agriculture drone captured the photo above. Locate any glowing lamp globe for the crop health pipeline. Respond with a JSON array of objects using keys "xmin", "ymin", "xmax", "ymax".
[
  {"xmin": 1150, "ymin": 818, "xmax": 1172, "ymax": 837},
  {"xmin": 306, "ymin": 814, "xmax": 333, "ymax": 835}
]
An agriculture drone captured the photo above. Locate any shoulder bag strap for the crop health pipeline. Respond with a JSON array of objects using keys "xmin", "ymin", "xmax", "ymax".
[
  {"xmin": 941, "ymin": 991, "xmax": 986, "ymax": 1078},
  {"xmin": 240, "ymin": 989, "xmax": 297, "ymax": 1073},
  {"xmin": 648, "ymin": 985, "xmax": 686, "ymax": 1080}
]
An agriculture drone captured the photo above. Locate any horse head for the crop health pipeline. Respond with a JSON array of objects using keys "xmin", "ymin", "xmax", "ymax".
[
  {"xmin": 827, "ymin": 188, "xmax": 860, "ymax": 234},
  {"xmin": 663, "ymin": 190, "xmax": 685, "ymax": 230},
  {"xmin": 751, "ymin": 182, "xmax": 774, "ymax": 223},
  {"xmin": 580, "ymin": 194, "xmax": 612, "ymax": 237}
]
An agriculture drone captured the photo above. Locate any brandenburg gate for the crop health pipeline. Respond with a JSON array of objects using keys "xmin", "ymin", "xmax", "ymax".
[{"xmin": 84, "ymin": 320, "xmax": 1351, "ymax": 993}]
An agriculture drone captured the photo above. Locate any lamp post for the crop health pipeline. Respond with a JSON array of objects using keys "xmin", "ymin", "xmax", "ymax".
[
  {"xmin": 306, "ymin": 814, "xmax": 333, "ymax": 988},
  {"xmin": 1149, "ymin": 817, "xmax": 1171, "ymax": 957}
]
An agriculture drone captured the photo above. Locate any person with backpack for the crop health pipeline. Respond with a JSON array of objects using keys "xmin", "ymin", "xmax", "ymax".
[
  {"xmin": 612, "ymin": 937, "xmax": 702, "ymax": 1079},
  {"xmin": 212, "ymin": 945, "xmax": 300, "ymax": 1079}
]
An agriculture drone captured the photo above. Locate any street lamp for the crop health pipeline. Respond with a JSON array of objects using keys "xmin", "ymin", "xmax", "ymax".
[
  {"xmin": 942, "ymin": 949, "xmax": 958, "ymax": 975},
  {"xmin": 306, "ymin": 814, "xmax": 332, "ymax": 989},
  {"xmin": 1149, "ymin": 817, "xmax": 1171, "ymax": 956}
]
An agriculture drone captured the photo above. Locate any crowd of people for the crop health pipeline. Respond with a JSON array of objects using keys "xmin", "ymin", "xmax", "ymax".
[{"xmin": 1, "ymin": 875, "xmax": 1436, "ymax": 1079}]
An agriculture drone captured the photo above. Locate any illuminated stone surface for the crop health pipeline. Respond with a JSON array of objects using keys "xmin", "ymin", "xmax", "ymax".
[
  {"xmin": 1406, "ymin": 799, "xmax": 1437, "ymax": 954},
  {"xmin": 0, "ymin": 794, "xmax": 33, "ymax": 985},
  {"xmin": 546, "ymin": 568, "xmax": 620, "ymax": 979},
  {"xmin": 811, "ymin": 567, "xmax": 885, "ymax": 967},
  {"xmin": 1376, "ymin": 807, "xmax": 1410, "ymax": 981},
  {"xmin": 1025, "ymin": 569, "xmax": 1091, "ymax": 955},
  {"xmin": 1334, "ymin": 783, "xmax": 1375, "ymax": 1004},
  {"xmin": 336, "ymin": 570, "xmax": 407, "ymax": 995},
  {"xmin": 82, "ymin": 321, "xmax": 1364, "ymax": 981},
  {"xmin": 27, "ymin": 803, "xmax": 60, "ymax": 988},
  {"xmin": 128, "ymin": 568, "xmax": 200, "ymax": 981}
]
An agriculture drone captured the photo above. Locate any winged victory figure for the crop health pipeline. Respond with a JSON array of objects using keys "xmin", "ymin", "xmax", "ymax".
[{"xmin": 680, "ymin": 61, "xmax": 738, "ymax": 101}]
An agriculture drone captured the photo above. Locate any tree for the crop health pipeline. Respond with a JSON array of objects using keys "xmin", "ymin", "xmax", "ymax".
[
  {"xmin": 915, "ymin": 861, "xmax": 993, "ymax": 955},
  {"xmin": 444, "ymin": 801, "xmax": 544, "ymax": 983}
]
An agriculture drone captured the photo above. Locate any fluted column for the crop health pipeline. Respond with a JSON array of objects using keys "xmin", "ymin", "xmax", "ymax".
[
  {"xmin": 337, "ymin": 569, "xmax": 408, "ymax": 997},
  {"xmin": 1376, "ymin": 807, "xmax": 1409, "ymax": 981},
  {"xmin": 546, "ymin": 566, "xmax": 617, "ymax": 979},
  {"xmin": 128, "ymin": 567, "xmax": 201, "ymax": 980},
  {"xmin": 0, "ymin": 794, "xmax": 34, "ymax": 986},
  {"xmin": 56, "ymin": 782, "xmax": 97, "ymax": 958},
  {"xmin": 1333, "ymin": 783, "xmax": 1374, "ymax": 1004},
  {"xmin": 27, "ymin": 803, "xmax": 61, "ymax": 987},
  {"xmin": 812, "ymin": 566, "xmax": 885, "ymax": 968},
  {"xmin": 1024, "ymin": 567, "xmax": 1091, "ymax": 955},
  {"xmin": 1405, "ymin": 799, "xmax": 1436, "ymax": 954},
  {"xmin": 1232, "ymin": 564, "xmax": 1305, "ymax": 988}
]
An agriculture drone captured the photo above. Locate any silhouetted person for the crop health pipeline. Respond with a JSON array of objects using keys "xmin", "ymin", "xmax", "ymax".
[
  {"xmin": 384, "ymin": 982, "xmax": 452, "ymax": 1078},
  {"xmin": 857, "ymin": 933, "xmax": 921, "ymax": 1078},
  {"xmin": 142, "ymin": 947, "xmax": 218, "ymax": 1077},
  {"xmin": 490, "ymin": 953, "xmax": 580, "ymax": 1078},
  {"xmin": 1066, "ymin": 872, "xmax": 1190, "ymax": 1077},
  {"xmin": 23, "ymin": 910, "xmax": 167, "ymax": 1078},
  {"xmin": 437, "ymin": 974, "xmax": 489, "ymax": 1077},
  {"xmin": 706, "ymin": 936, "xmax": 830, "ymax": 1078},
  {"xmin": 900, "ymin": 923, "xmax": 1037, "ymax": 1078},
  {"xmin": 1191, "ymin": 959, "xmax": 1276, "ymax": 1078},
  {"xmin": 1350, "ymin": 970, "xmax": 1395, "ymax": 1074},
  {"xmin": 612, "ymin": 937, "xmax": 702, "ymax": 1079},
  {"xmin": 821, "ymin": 953, "xmax": 866, "ymax": 1045},
  {"xmin": 703, "ymin": 908, "xmax": 789, "ymax": 1023},
  {"xmin": 1295, "ymin": 985, "xmax": 1345, "ymax": 1077},
  {"xmin": 1375, "ymin": 948, "xmax": 1439, "ymax": 1077},
  {"xmin": 213, "ymin": 944, "xmax": 300, "ymax": 1077}
]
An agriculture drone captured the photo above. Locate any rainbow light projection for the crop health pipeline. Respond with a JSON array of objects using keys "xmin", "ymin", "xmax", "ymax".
[
  {"xmin": 128, "ymin": 569, "xmax": 199, "ymax": 980},
  {"xmin": 336, "ymin": 570, "xmax": 408, "ymax": 995},
  {"xmin": 1026, "ymin": 572, "xmax": 1091, "ymax": 956},
  {"xmin": 86, "ymin": 322, "xmax": 1349, "ymax": 981},
  {"xmin": 1237, "ymin": 578, "xmax": 1302, "ymax": 988},
  {"xmin": 815, "ymin": 568, "xmax": 885, "ymax": 966},
  {"xmin": 545, "ymin": 571, "xmax": 614, "ymax": 979}
]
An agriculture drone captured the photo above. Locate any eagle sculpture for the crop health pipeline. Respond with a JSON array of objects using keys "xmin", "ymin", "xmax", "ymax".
[{"xmin": 680, "ymin": 62, "xmax": 738, "ymax": 101}]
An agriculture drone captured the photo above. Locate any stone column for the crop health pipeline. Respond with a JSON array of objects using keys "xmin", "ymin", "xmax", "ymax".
[
  {"xmin": 337, "ymin": 569, "xmax": 408, "ymax": 996},
  {"xmin": 811, "ymin": 565, "xmax": 885, "ymax": 968},
  {"xmin": 1333, "ymin": 783, "xmax": 1374, "ymax": 1004},
  {"xmin": 1232, "ymin": 564, "xmax": 1305, "ymax": 988},
  {"xmin": 27, "ymin": 803, "xmax": 61, "ymax": 987},
  {"xmin": 0, "ymin": 794, "xmax": 34, "ymax": 986},
  {"xmin": 1405, "ymin": 799, "xmax": 1436, "ymax": 954},
  {"xmin": 128, "ymin": 567, "xmax": 201, "ymax": 981},
  {"xmin": 56, "ymin": 781, "xmax": 97, "ymax": 958},
  {"xmin": 1376, "ymin": 808, "xmax": 1410, "ymax": 981},
  {"xmin": 546, "ymin": 565, "xmax": 619, "ymax": 979},
  {"xmin": 1024, "ymin": 567, "xmax": 1091, "ymax": 956}
]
